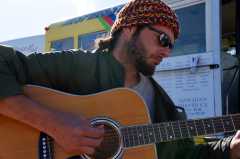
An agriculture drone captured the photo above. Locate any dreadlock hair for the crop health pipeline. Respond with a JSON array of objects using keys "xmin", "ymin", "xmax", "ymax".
[{"xmin": 95, "ymin": 29, "xmax": 122, "ymax": 52}]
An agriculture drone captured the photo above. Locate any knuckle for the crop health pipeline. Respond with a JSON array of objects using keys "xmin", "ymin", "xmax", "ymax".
[{"xmin": 86, "ymin": 148, "xmax": 95, "ymax": 155}]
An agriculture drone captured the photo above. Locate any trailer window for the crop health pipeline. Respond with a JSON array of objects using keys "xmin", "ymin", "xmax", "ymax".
[
  {"xmin": 172, "ymin": 3, "xmax": 206, "ymax": 56},
  {"xmin": 50, "ymin": 37, "xmax": 74, "ymax": 51},
  {"xmin": 78, "ymin": 31, "xmax": 107, "ymax": 51}
]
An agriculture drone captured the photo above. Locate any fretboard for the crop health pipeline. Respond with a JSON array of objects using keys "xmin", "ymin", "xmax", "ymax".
[{"xmin": 121, "ymin": 114, "xmax": 240, "ymax": 148}]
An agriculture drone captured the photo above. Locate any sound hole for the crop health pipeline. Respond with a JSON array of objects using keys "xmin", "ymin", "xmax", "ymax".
[{"xmin": 88, "ymin": 121, "xmax": 121, "ymax": 159}]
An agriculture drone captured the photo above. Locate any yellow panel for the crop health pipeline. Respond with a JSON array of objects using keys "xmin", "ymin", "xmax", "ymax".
[{"xmin": 45, "ymin": 19, "xmax": 105, "ymax": 51}]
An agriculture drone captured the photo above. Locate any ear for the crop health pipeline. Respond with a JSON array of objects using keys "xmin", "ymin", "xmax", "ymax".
[{"xmin": 122, "ymin": 27, "xmax": 137, "ymax": 39}]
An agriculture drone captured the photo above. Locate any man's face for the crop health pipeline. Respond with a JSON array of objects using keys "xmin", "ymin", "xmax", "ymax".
[{"xmin": 126, "ymin": 25, "xmax": 175, "ymax": 76}]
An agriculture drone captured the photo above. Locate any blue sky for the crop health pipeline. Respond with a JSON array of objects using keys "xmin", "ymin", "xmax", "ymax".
[{"xmin": 0, "ymin": 0, "xmax": 130, "ymax": 42}]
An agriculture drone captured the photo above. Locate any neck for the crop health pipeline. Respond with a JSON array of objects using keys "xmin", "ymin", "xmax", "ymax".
[
  {"xmin": 124, "ymin": 71, "xmax": 140, "ymax": 87},
  {"xmin": 112, "ymin": 43, "xmax": 140, "ymax": 87}
]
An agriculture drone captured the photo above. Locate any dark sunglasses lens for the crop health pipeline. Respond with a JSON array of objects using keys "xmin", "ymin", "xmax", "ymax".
[{"xmin": 159, "ymin": 34, "xmax": 173, "ymax": 49}]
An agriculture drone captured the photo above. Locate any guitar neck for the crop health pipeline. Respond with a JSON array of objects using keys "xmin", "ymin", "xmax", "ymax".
[{"xmin": 121, "ymin": 114, "xmax": 240, "ymax": 148}]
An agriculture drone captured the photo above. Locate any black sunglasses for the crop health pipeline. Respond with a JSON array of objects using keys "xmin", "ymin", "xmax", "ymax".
[{"xmin": 147, "ymin": 26, "xmax": 174, "ymax": 49}]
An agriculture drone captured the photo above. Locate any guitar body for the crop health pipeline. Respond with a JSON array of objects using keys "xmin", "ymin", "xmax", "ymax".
[{"xmin": 0, "ymin": 85, "xmax": 157, "ymax": 159}]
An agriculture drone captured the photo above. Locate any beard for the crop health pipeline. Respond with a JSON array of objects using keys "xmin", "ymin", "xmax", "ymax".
[{"xmin": 126, "ymin": 37, "xmax": 155, "ymax": 76}]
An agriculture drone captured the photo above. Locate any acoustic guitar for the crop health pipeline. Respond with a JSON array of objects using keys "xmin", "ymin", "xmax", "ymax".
[{"xmin": 0, "ymin": 85, "xmax": 238, "ymax": 159}]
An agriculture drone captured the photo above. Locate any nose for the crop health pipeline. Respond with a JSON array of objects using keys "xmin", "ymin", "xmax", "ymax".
[{"xmin": 158, "ymin": 48, "xmax": 171, "ymax": 58}]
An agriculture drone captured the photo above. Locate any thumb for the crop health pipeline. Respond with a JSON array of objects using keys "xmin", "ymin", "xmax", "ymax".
[{"xmin": 234, "ymin": 131, "xmax": 240, "ymax": 139}]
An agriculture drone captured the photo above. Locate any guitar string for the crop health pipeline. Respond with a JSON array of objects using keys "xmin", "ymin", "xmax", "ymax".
[
  {"xmin": 102, "ymin": 120, "xmax": 238, "ymax": 137},
  {"xmin": 48, "ymin": 117, "xmax": 240, "ymax": 147},
  {"xmin": 103, "ymin": 118, "xmax": 238, "ymax": 135},
  {"xmin": 95, "ymin": 118, "xmax": 239, "ymax": 141},
  {"xmin": 85, "ymin": 116, "xmax": 240, "ymax": 147},
  {"xmin": 49, "ymin": 117, "xmax": 240, "ymax": 149}
]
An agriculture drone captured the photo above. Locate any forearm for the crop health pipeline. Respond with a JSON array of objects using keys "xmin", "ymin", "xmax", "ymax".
[
  {"xmin": 0, "ymin": 95, "xmax": 63, "ymax": 137},
  {"xmin": 0, "ymin": 46, "xmax": 104, "ymax": 154},
  {"xmin": 0, "ymin": 95, "xmax": 104, "ymax": 155}
]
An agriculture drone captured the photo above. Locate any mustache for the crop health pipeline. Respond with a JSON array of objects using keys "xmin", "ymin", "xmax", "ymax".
[{"xmin": 147, "ymin": 55, "xmax": 163, "ymax": 62}]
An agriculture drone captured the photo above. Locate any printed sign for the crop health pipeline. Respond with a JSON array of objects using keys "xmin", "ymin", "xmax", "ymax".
[{"xmin": 154, "ymin": 53, "xmax": 219, "ymax": 119}]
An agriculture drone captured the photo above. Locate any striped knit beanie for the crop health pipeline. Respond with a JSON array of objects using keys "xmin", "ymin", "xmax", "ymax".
[{"xmin": 111, "ymin": 0, "xmax": 180, "ymax": 39}]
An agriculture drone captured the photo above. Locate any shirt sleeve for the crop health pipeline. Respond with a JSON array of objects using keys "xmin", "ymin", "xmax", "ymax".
[
  {"xmin": 0, "ymin": 45, "xmax": 98, "ymax": 99},
  {"xmin": 176, "ymin": 135, "xmax": 233, "ymax": 159},
  {"xmin": 0, "ymin": 46, "xmax": 25, "ymax": 98}
]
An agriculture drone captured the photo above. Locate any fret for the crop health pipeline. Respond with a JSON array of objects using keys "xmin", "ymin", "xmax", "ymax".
[
  {"xmin": 166, "ymin": 122, "xmax": 174, "ymax": 140},
  {"xmin": 222, "ymin": 116, "xmax": 235, "ymax": 132},
  {"xmin": 187, "ymin": 120, "xmax": 197, "ymax": 137},
  {"xmin": 151, "ymin": 125, "xmax": 157, "ymax": 143},
  {"xmin": 147, "ymin": 126, "xmax": 155, "ymax": 143},
  {"xmin": 232, "ymin": 115, "xmax": 240, "ymax": 129},
  {"xmin": 179, "ymin": 121, "xmax": 190, "ymax": 138},
  {"xmin": 194, "ymin": 119, "xmax": 205, "ymax": 135},
  {"xmin": 172, "ymin": 121, "xmax": 181, "ymax": 139},
  {"xmin": 159, "ymin": 123, "xmax": 168, "ymax": 141},
  {"xmin": 130, "ymin": 126, "xmax": 139, "ymax": 146},
  {"xmin": 126, "ymin": 127, "xmax": 135, "ymax": 147},
  {"xmin": 230, "ymin": 116, "xmax": 236, "ymax": 131},
  {"xmin": 203, "ymin": 119, "xmax": 215, "ymax": 134},
  {"xmin": 142, "ymin": 125, "xmax": 150, "ymax": 144},
  {"xmin": 121, "ymin": 127, "xmax": 130, "ymax": 147},
  {"xmin": 153, "ymin": 124, "xmax": 161, "ymax": 142},
  {"xmin": 136, "ymin": 126, "xmax": 145, "ymax": 145},
  {"xmin": 134, "ymin": 126, "xmax": 141, "ymax": 146},
  {"xmin": 156, "ymin": 124, "xmax": 163, "ymax": 142},
  {"xmin": 158, "ymin": 125, "xmax": 163, "ymax": 142},
  {"xmin": 178, "ymin": 120, "xmax": 183, "ymax": 138},
  {"xmin": 212, "ymin": 117, "xmax": 224, "ymax": 133}
]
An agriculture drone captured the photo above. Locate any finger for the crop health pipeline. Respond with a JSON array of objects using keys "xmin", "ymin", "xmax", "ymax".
[
  {"xmin": 96, "ymin": 125, "xmax": 104, "ymax": 129},
  {"xmin": 79, "ymin": 136, "xmax": 103, "ymax": 147},
  {"xmin": 233, "ymin": 131, "xmax": 240, "ymax": 141},
  {"xmin": 82, "ymin": 126, "xmax": 105, "ymax": 138},
  {"xmin": 235, "ymin": 131, "xmax": 240, "ymax": 138},
  {"xmin": 75, "ymin": 146, "xmax": 95, "ymax": 155}
]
